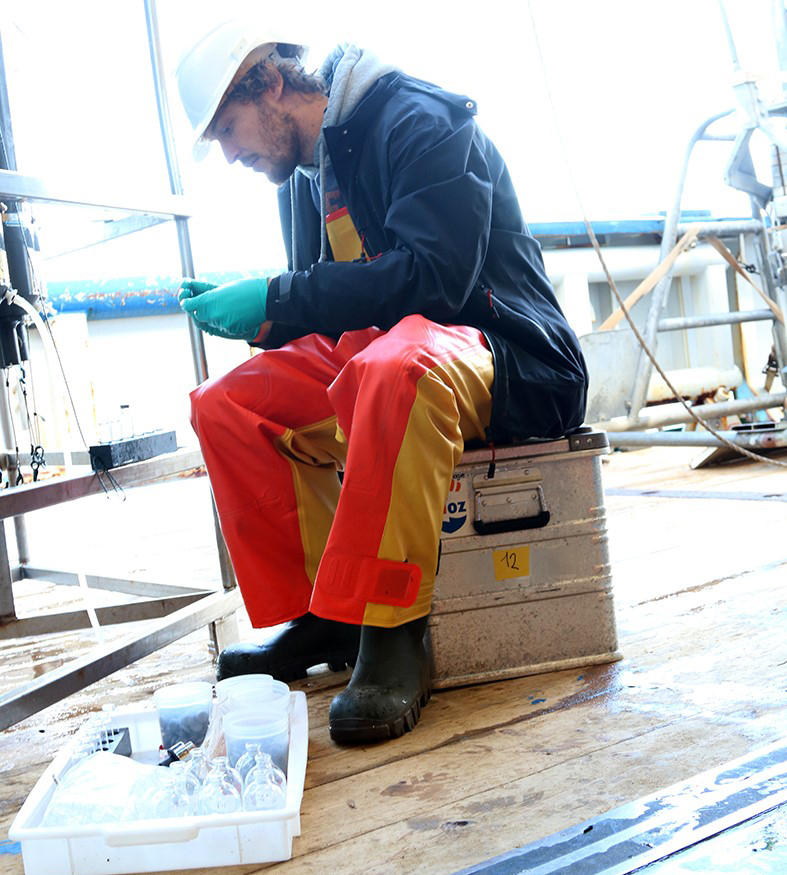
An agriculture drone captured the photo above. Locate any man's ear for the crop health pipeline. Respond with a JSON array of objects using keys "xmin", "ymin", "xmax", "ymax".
[{"xmin": 267, "ymin": 64, "xmax": 285, "ymax": 102}]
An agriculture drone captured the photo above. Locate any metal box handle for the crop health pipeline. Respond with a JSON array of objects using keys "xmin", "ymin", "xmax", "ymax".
[{"xmin": 472, "ymin": 484, "xmax": 550, "ymax": 535}]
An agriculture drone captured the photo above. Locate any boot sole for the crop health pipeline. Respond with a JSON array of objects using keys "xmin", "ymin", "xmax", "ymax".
[
  {"xmin": 272, "ymin": 653, "xmax": 357, "ymax": 683},
  {"xmin": 329, "ymin": 687, "xmax": 432, "ymax": 744},
  {"xmin": 219, "ymin": 652, "xmax": 357, "ymax": 683}
]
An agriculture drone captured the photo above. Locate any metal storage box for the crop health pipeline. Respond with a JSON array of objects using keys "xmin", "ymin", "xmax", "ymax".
[{"xmin": 430, "ymin": 428, "xmax": 620, "ymax": 688}]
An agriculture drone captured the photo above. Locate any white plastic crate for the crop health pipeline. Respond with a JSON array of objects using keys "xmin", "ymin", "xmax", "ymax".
[{"xmin": 9, "ymin": 692, "xmax": 308, "ymax": 875}]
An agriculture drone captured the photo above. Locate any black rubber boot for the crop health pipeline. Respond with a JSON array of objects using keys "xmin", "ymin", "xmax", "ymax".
[
  {"xmin": 328, "ymin": 615, "xmax": 432, "ymax": 743},
  {"xmin": 215, "ymin": 613, "xmax": 360, "ymax": 682}
]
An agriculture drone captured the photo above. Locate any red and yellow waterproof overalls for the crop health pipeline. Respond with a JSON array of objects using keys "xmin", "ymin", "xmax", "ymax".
[{"xmin": 190, "ymin": 210, "xmax": 494, "ymax": 629}]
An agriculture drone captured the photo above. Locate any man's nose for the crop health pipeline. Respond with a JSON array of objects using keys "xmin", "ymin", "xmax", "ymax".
[{"xmin": 220, "ymin": 140, "xmax": 240, "ymax": 164}]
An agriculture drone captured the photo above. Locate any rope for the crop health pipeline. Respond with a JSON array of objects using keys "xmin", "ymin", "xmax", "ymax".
[
  {"xmin": 525, "ymin": 0, "xmax": 787, "ymax": 468},
  {"xmin": 38, "ymin": 308, "xmax": 90, "ymax": 450},
  {"xmin": 36, "ymin": 307, "xmax": 124, "ymax": 494}
]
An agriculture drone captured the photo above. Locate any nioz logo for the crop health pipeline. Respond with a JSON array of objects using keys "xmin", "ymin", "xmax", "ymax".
[{"xmin": 442, "ymin": 477, "xmax": 468, "ymax": 535}]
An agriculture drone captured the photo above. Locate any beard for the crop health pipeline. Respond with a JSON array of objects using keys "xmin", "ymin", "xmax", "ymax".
[{"xmin": 254, "ymin": 102, "xmax": 302, "ymax": 185}]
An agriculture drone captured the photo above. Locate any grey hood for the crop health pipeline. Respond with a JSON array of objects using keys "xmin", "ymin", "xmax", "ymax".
[{"xmin": 293, "ymin": 45, "xmax": 398, "ymax": 263}]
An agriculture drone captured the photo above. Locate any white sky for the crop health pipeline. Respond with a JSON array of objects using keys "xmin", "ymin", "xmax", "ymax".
[{"xmin": 2, "ymin": 0, "xmax": 785, "ymax": 280}]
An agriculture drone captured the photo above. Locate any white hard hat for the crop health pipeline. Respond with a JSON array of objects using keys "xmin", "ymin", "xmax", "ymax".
[{"xmin": 176, "ymin": 19, "xmax": 305, "ymax": 160}]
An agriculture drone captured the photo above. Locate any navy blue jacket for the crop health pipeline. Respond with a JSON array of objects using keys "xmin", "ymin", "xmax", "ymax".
[{"xmin": 265, "ymin": 72, "xmax": 588, "ymax": 442}]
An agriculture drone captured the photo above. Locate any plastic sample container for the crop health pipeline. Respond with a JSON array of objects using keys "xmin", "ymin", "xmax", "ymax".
[
  {"xmin": 227, "ymin": 679, "xmax": 291, "ymax": 716},
  {"xmin": 9, "ymin": 692, "xmax": 308, "ymax": 874},
  {"xmin": 214, "ymin": 674, "xmax": 272, "ymax": 705},
  {"xmin": 222, "ymin": 708, "xmax": 290, "ymax": 774},
  {"xmin": 153, "ymin": 682, "xmax": 213, "ymax": 748}
]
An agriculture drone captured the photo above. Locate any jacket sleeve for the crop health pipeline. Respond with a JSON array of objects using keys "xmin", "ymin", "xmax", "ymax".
[{"xmin": 265, "ymin": 99, "xmax": 497, "ymax": 335}]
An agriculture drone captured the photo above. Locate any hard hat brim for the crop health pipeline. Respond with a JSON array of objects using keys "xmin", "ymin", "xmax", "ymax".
[{"xmin": 193, "ymin": 134, "xmax": 213, "ymax": 162}]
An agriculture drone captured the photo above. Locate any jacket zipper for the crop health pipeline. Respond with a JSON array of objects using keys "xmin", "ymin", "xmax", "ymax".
[
  {"xmin": 485, "ymin": 286, "xmax": 500, "ymax": 319},
  {"xmin": 359, "ymin": 229, "xmax": 383, "ymax": 262}
]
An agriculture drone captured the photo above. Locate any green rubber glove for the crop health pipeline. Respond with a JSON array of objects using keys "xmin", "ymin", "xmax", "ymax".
[
  {"xmin": 179, "ymin": 278, "xmax": 238, "ymax": 338},
  {"xmin": 179, "ymin": 277, "xmax": 268, "ymax": 341},
  {"xmin": 178, "ymin": 279, "xmax": 217, "ymax": 303},
  {"xmin": 178, "ymin": 279, "xmax": 219, "ymax": 336}
]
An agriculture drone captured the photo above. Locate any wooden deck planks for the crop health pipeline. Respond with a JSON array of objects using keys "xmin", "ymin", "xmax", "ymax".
[
  {"xmin": 1, "ymin": 446, "xmax": 786, "ymax": 875},
  {"xmin": 280, "ymin": 560, "xmax": 787, "ymax": 873}
]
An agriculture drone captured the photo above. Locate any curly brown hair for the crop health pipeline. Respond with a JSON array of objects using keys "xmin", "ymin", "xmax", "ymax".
[{"xmin": 224, "ymin": 46, "xmax": 326, "ymax": 106}]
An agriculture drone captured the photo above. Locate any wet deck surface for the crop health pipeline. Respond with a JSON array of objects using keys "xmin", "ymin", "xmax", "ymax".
[
  {"xmin": 642, "ymin": 804, "xmax": 787, "ymax": 873},
  {"xmin": 1, "ymin": 445, "xmax": 787, "ymax": 874}
]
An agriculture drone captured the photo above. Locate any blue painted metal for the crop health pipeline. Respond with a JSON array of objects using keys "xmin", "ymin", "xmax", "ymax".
[
  {"xmin": 531, "ymin": 217, "xmax": 667, "ymax": 239},
  {"xmin": 46, "ymin": 270, "xmax": 272, "ymax": 320},
  {"xmin": 44, "ymin": 214, "xmax": 753, "ymax": 320},
  {"xmin": 529, "ymin": 212, "xmax": 750, "ymax": 243}
]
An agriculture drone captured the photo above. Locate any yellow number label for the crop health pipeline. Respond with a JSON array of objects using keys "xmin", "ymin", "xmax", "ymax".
[{"xmin": 492, "ymin": 545, "xmax": 530, "ymax": 581}]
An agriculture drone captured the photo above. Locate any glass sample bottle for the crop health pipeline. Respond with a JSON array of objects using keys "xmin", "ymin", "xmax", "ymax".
[
  {"xmin": 234, "ymin": 743, "xmax": 262, "ymax": 784},
  {"xmin": 169, "ymin": 761, "xmax": 200, "ymax": 815},
  {"xmin": 198, "ymin": 763, "xmax": 241, "ymax": 815},
  {"xmin": 242, "ymin": 751, "xmax": 286, "ymax": 811},
  {"xmin": 185, "ymin": 748, "xmax": 210, "ymax": 785},
  {"xmin": 210, "ymin": 756, "xmax": 242, "ymax": 795},
  {"xmin": 150, "ymin": 769, "xmax": 191, "ymax": 819}
]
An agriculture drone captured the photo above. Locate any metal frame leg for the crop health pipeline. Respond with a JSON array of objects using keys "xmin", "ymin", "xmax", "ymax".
[{"xmin": 0, "ymin": 519, "xmax": 15, "ymax": 621}]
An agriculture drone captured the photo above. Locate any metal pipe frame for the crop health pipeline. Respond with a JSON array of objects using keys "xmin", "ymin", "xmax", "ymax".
[
  {"xmin": 0, "ymin": 449, "xmax": 205, "ymax": 518},
  {"xmin": 0, "ymin": 379, "xmax": 30, "ymax": 564},
  {"xmin": 626, "ymin": 110, "xmax": 736, "ymax": 422},
  {"xmin": 746, "ymin": 227, "xmax": 787, "ymax": 384},
  {"xmin": 142, "ymin": 0, "xmax": 207, "ymax": 388},
  {"xmin": 0, "ymin": 168, "xmax": 191, "ymax": 218},
  {"xmin": 0, "ymin": 588, "xmax": 243, "ymax": 731},
  {"xmin": 0, "ymin": 30, "xmax": 32, "ymax": 585},
  {"xmin": 604, "ymin": 391, "xmax": 787, "ymax": 431},
  {"xmin": 0, "ymin": 591, "xmax": 210, "ymax": 640},
  {"xmin": 5, "ymin": 450, "xmax": 92, "ymax": 467},
  {"xmin": 675, "ymin": 219, "xmax": 763, "ymax": 237},
  {"xmin": 608, "ymin": 429, "xmax": 787, "ymax": 449},
  {"xmin": 0, "ymin": 31, "xmax": 18, "ymax": 171},
  {"xmin": 0, "ymin": 519, "xmax": 14, "ymax": 621},
  {"xmin": 15, "ymin": 567, "xmax": 210, "ymax": 598},
  {"xmin": 143, "ymin": 0, "xmax": 235, "ymax": 595},
  {"xmin": 622, "ymin": 99, "xmax": 787, "ymax": 445},
  {"xmin": 0, "ymin": 444, "xmax": 237, "ymax": 730},
  {"xmin": 657, "ymin": 309, "xmax": 774, "ymax": 331}
]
